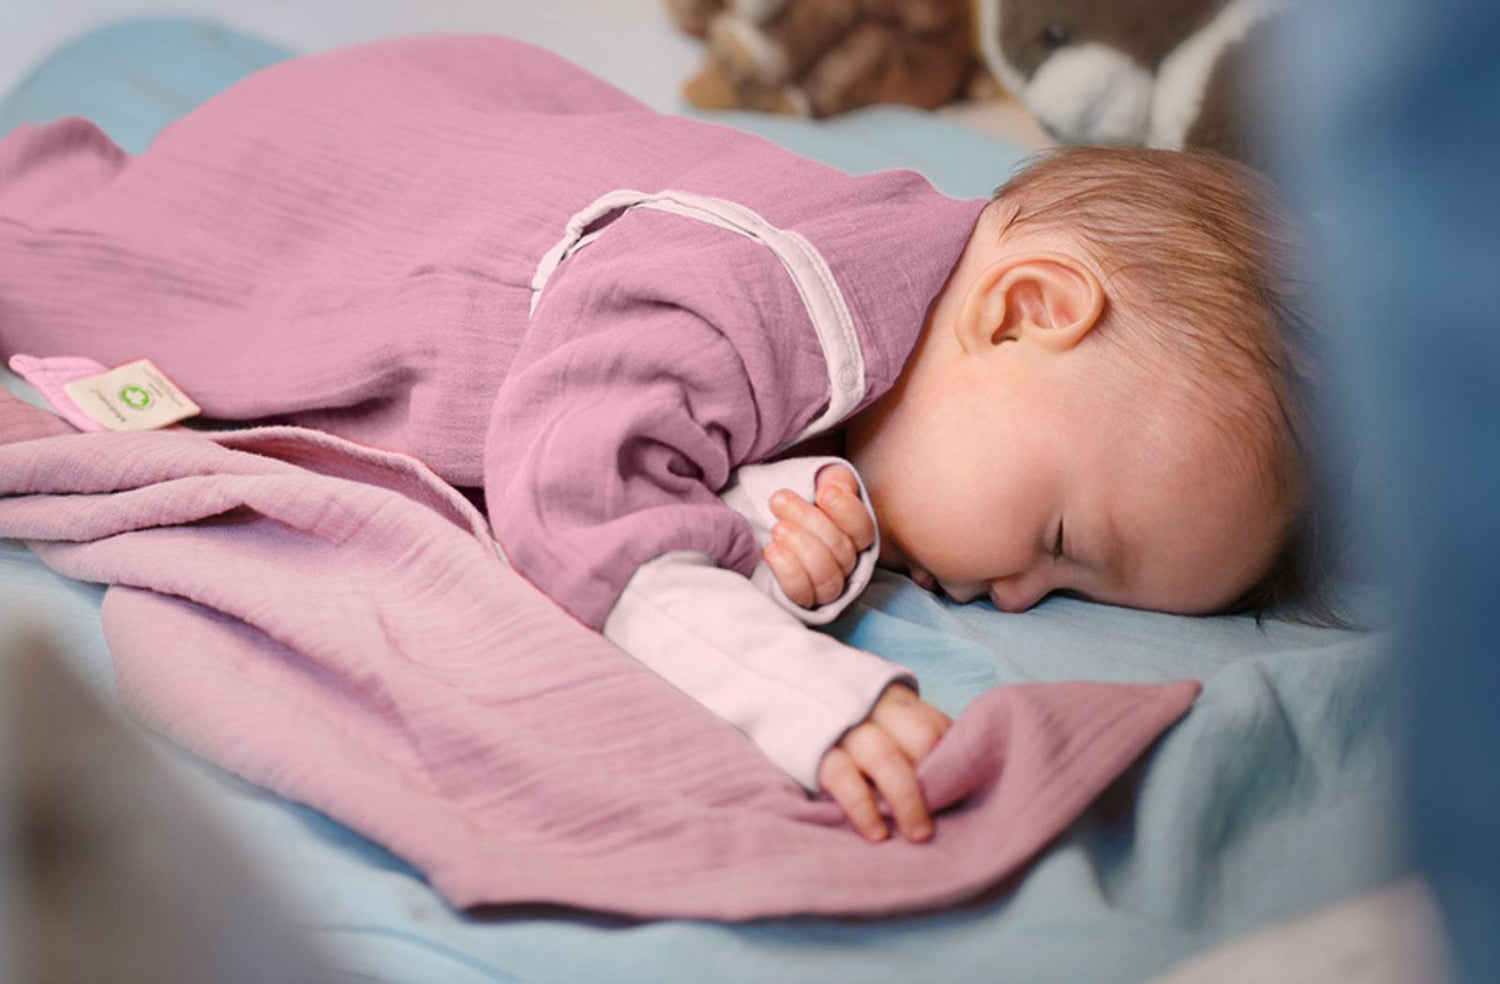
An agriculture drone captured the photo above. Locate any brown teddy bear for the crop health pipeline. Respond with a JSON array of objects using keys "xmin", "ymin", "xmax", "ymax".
[
  {"xmin": 668, "ymin": 0, "xmax": 987, "ymax": 118},
  {"xmin": 669, "ymin": 0, "xmax": 1289, "ymax": 174}
]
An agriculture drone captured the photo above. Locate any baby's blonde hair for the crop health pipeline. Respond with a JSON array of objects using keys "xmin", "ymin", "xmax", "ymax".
[{"xmin": 991, "ymin": 146, "xmax": 1336, "ymax": 623}]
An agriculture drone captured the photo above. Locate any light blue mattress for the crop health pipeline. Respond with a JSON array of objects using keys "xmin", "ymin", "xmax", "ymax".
[{"xmin": 0, "ymin": 19, "xmax": 1410, "ymax": 984}]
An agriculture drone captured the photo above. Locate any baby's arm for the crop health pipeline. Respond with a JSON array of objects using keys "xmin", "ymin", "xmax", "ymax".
[
  {"xmin": 718, "ymin": 458, "xmax": 952, "ymax": 841},
  {"xmin": 494, "ymin": 208, "xmax": 944, "ymax": 840},
  {"xmin": 603, "ymin": 551, "xmax": 948, "ymax": 842},
  {"xmin": 602, "ymin": 552, "xmax": 911, "ymax": 787}
]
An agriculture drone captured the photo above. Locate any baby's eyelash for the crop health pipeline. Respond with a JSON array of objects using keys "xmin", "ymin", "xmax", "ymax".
[{"xmin": 1052, "ymin": 520, "xmax": 1065, "ymax": 561}]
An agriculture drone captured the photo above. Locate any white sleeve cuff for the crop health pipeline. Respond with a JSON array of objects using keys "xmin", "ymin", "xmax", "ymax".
[
  {"xmin": 717, "ymin": 455, "xmax": 879, "ymax": 626},
  {"xmin": 600, "ymin": 550, "xmax": 914, "ymax": 791}
]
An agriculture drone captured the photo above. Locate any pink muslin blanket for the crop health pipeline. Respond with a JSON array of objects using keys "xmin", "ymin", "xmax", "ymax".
[{"xmin": 0, "ymin": 387, "xmax": 1197, "ymax": 918}]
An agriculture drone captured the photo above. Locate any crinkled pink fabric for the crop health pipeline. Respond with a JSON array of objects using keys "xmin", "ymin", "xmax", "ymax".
[
  {"xmin": 0, "ymin": 35, "xmax": 986, "ymax": 632},
  {"xmin": 0, "ymin": 389, "xmax": 1198, "ymax": 918}
]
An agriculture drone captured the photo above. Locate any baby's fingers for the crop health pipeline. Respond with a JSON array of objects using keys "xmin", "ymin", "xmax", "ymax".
[
  {"xmin": 771, "ymin": 523, "xmax": 847, "ymax": 606},
  {"xmin": 814, "ymin": 466, "xmax": 876, "ymax": 551},
  {"xmin": 870, "ymin": 686, "xmax": 953, "ymax": 763},
  {"xmin": 763, "ymin": 541, "xmax": 816, "ymax": 608},
  {"xmin": 818, "ymin": 746, "xmax": 887, "ymax": 842},
  {"xmin": 842, "ymin": 724, "xmax": 933, "ymax": 842},
  {"xmin": 770, "ymin": 491, "xmax": 859, "ymax": 576}
]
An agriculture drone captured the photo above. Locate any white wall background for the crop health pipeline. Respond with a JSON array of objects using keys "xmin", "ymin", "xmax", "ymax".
[
  {"xmin": 0, "ymin": 0, "xmax": 1049, "ymax": 144},
  {"xmin": 0, "ymin": 0, "xmax": 703, "ymax": 111}
]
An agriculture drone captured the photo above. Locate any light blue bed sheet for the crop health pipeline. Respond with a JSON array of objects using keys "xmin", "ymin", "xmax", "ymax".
[{"xmin": 0, "ymin": 19, "xmax": 1411, "ymax": 984}]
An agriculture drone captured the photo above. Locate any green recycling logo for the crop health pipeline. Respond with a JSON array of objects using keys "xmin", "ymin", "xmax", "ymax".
[{"xmin": 119, "ymin": 384, "xmax": 153, "ymax": 410}]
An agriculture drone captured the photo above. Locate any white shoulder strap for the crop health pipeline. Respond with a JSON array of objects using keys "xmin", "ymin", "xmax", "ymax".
[{"xmin": 530, "ymin": 189, "xmax": 865, "ymax": 447}]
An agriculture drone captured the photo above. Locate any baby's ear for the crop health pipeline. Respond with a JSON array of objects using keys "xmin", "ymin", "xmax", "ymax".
[{"xmin": 961, "ymin": 252, "xmax": 1105, "ymax": 353}]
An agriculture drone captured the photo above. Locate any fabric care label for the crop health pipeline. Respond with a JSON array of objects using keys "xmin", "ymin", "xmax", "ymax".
[{"xmin": 61, "ymin": 359, "xmax": 201, "ymax": 431}]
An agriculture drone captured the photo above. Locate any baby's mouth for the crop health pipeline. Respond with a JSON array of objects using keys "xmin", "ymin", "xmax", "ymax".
[{"xmin": 906, "ymin": 564, "xmax": 937, "ymax": 592}]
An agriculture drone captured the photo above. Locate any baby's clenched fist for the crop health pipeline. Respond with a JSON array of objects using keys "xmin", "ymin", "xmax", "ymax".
[{"xmin": 762, "ymin": 464, "xmax": 876, "ymax": 608}]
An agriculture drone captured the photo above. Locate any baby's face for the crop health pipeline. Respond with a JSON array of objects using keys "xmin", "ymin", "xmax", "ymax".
[{"xmin": 846, "ymin": 338, "xmax": 1282, "ymax": 616}]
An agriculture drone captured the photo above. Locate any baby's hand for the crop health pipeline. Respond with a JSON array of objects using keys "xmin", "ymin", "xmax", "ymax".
[
  {"xmin": 762, "ymin": 464, "xmax": 875, "ymax": 609},
  {"xmin": 819, "ymin": 684, "xmax": 952, "ymax": 843}
]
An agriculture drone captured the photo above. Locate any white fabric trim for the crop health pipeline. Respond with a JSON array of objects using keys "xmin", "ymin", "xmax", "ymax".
[
  {"xmin": 601, "ymin": 550, "xmax": 914, "ymax": 791},
  {"xmin": 530, "ymin": 189, "xmax": 866, "ymax": 448}
]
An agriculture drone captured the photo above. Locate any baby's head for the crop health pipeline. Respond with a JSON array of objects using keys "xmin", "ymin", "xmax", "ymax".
[{"xmin": 846, "ymin": 146, "xmax": 1325, "ymax": 618}]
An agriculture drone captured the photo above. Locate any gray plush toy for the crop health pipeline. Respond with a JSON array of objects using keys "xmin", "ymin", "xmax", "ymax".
[{"xmin": 974, "ymin": 0, "xmax": 1292, "ymax": 170}]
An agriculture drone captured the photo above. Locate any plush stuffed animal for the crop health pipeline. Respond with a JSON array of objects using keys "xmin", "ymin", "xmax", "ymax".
[
  {"xmin": 669, "ymin": 0, "xmax": 987, "ymax": 118},
  {"xmin": 669, "ymin": 0, "xmax": 1289, "ymax": 172},
  {"xmin": 972, "ymin": 0, "xmax": 1289, "ymax": 167}
]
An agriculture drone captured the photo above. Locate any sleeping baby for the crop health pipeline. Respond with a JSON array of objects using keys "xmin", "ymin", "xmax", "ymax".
[
  {"xmin": 0, "ymin": 34, "xmax": 1321, "ymax": 846},
  {"xmin": 754, "ymin": 145, "xmax": 1323, "ymax": 841}
]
